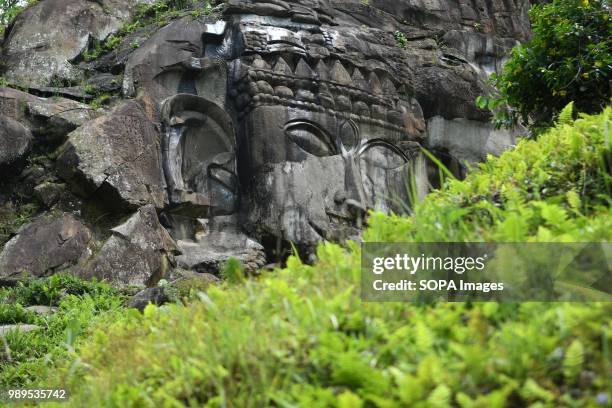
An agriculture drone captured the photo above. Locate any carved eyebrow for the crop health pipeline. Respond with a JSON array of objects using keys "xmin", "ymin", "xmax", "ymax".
[
  {"xmin": 359, "ymin": 139, "xmax": 410, "ymax": 162},
  {"xmin": 284, "ymin": 119, "xmax": 337, "ymax": 154}
]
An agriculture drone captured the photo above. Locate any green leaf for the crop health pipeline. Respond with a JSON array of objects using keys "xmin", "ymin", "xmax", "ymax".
[
  {"xmin": 427, "ymin": 384, "xmax": 451, "ymax": 408},
  {"xmin": 563, "ymin": 340, "xmax": 585, "ymax": 382},
  {"xmin": 557, "ymin": 102, "xmax": 575, "ymax": 125}
]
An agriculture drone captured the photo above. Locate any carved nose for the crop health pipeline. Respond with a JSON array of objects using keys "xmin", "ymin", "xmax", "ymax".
[{"xmin": 342, "ymin": 156, "xmax": 368, "ymax": 227}]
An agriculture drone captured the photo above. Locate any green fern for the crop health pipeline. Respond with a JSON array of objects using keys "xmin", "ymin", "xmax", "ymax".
[
  {"xmin": 521, "ymin": 378, "xmax": 554, "ymax": 402},
  {"xmin": 563, "ymin": 339, "xmax": 585, "ymax": 382},
  {"xmin": 427, "ymin": 384, "xmax": 451, "ymax": 408},
  {"xmin": 557, "ymin": 102, "xmax": 575, "ymax": 125}
]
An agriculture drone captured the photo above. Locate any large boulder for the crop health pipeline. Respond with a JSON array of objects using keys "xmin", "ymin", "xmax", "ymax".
[
  {"xmin": 127, "ymin": 286, "xmax": 171, "ymax": 311},
  {"xmin": 0, "ymin": 213, "xmax": 92, "ymax": 280},
  {"xmin": 0, "ymin": 115, "xmax": 33, "ymax": 170},
  {"xmin": 122, "ymin": 17, "xmax": 228, "ymax": 108},
  {"xmin": 176, "ymin": 231, "xmax": 267, "ymax": 275},
  {"xmin": 1, "ymin": 0, "xmax": 151, "ymax": 87},
  {"xmin": 0, "ymin": 87, "xmax": 98, "ymax": 143},
  {"xmin": 57, "ymin": 100, "xmax": 167, "ymax": 211},
  {"xmin": 80, "ymin": 205, "xmax": 179, "ymax": 288}
]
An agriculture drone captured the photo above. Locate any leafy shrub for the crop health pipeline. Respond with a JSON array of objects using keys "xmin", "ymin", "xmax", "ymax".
[
  {"xmin": 479, "ymin": 0, "xmax": 611, "ymax": 131},
  {"xmin": 0, "ymin": 274, "xmax": 119, "ymax": 307},
  {"xmin": 40, "ymin": 110, "xmax": 611, "ymax": 406},
  {"xmin": 368, "ymin": 107, "xmax": 611, "ymax": 243}
]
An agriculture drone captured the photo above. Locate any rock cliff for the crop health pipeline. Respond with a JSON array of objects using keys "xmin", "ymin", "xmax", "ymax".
[{"xmin": 0, "ymin": 0, "xmax": 531, "ymax": 285}]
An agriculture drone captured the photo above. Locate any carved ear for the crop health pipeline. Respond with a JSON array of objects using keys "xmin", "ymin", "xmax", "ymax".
[
  {"xmin": 284, "ymin": 120, "xmax": 337, "ymax": 157},
  {"xmin": 161, "ymin": 93, "xmax": 235, "ymax": 151}
]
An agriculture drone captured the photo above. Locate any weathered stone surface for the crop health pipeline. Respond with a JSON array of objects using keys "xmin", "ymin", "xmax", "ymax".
[
  {"xmin": 0, "ymin": 115, "xmax": 33, "ymax": 170},
  {"xmin": 0, "ymin": 324, "xmax": 42, "ymax": 337},
  {"xmin": 176, "ymin": 231, "xmax": 266, "ymax": 275},
  {"xmin": 1, "ymin": 0, "xmax": 152, "ymax": 87},
  {"xmin": 34, "ymin": 182, "xmax": 67, "ymax": 209},
  {"xmin": 426, "ymin": 116, "xmax": 520, "ymax": 167},
  {"xmin": 161, "ymin": 94, "xmax": 237, "ymax": 217},
  {"xmin": 57, "ymin": 100, "xmax": 167, "ymax": 211},
  {"xmin": 169, "ymin": 269, "xmax": 221, "ymax": 292},
  {"xmin": 123, "ymin": 17, "xmax": 229, "ymax": 107},
  {"xmin": 331, "ymin": 0, "xmax": 530, "ymax": 39},
  {"xmin": 0, "ymin": 213, "xmax": 92, "ymax": 280},
  {"xmin": 25, "ymin": 305, "xmax": 58, "ymax": 315},
  {"xmin": 85, "ymin": 74, "xmax": 123, "ymax": 94},
  {"xmin": 0, "ymin": 0, "xmax": 533, "ymax": 270},
  {"xmin": 0, "ymin": 87, "xmax": 97, "ymax": 143},
  {"xmin": 128, "ymin": 287, "xmax": 170, "ymax": 311},
  {"xmin": 80, "ymin": 205, "xmax": 179, "ymax": 288}
]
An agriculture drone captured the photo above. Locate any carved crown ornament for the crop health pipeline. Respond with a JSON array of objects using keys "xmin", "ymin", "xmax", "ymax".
[{"xmin": 230, "ymin": 54, "xmax": 417, "ymax": 138}]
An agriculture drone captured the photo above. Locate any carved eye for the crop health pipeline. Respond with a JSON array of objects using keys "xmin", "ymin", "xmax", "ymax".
[
  {"xmin": 285, "ymin": 121, "xmax": 336, "ymax": 157},
  {"xmin": 360, "ymin": 141, "xmax": 409, "ymax": 170}
]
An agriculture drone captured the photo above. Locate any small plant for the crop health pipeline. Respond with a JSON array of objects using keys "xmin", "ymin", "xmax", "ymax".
[
  {"xmin": 394, "ymin": 30, "xmax": 407, "ymax": 48},
  {"xmin": 89, "ymin": 93, "xmax": 113, "ymax": 110},
  {"xmin": 190, "ymin": 1, "xmax": 214, "ymax": 17},
  {"xmin": 220, "ymin": 257, "xmax": 245, "ymax": 284},
  {"xmin": 105, "ymin": 35, "xmax": 121, "ymax": 50}
]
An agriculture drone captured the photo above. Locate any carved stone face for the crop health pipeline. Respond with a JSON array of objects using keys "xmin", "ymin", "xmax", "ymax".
[
  {"xmin": 238, "ymin": 96, "xmax": 427, "ymax": 249},
  {"xmin": 227, "ymin": 17, "xmax": 429, "ymax": 249},
  {"xmin": 129, "ymin": 6, "xmax": 430, "ymax": 252}
]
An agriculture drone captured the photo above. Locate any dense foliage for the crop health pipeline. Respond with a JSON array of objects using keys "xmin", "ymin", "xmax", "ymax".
[
  {"xmin": 0, "ymin": 275, "xmax": 124, "ymax": 387},
  {"xmin": 0, "ymin": 0, "xmax": 21, "ymax": 28},
  {"xmin": 478, "ymin": 0, "xmax": 611, "ymax": 131},
  {"xmin": 0, "ymin": 0, "xmax": 35, "ymax": 37},
  {"xmin": 369, "ymin": 105, "xmax": 611, "ymax": 243},
  {"xmin": 5, "ymin": 109, "xmax": 602, "ymax": 407}
]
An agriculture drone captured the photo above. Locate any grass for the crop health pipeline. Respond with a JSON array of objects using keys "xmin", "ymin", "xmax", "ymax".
[
  {"xmin": 0, "ymin": 275, "xmax": 125, "ymax": 388},
  {"xmin": 9, "ymin": 108, "xmax": 605, "ymax": 407}
]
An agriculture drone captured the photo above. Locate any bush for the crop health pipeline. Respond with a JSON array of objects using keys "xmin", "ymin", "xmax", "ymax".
[
  {"xmin": 479, "ymin": 0, "xmax": 611, "ymax": 131},
  {"xmin": 40, "ymin": 110, "xmax": 611, "ymax": 407}
]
